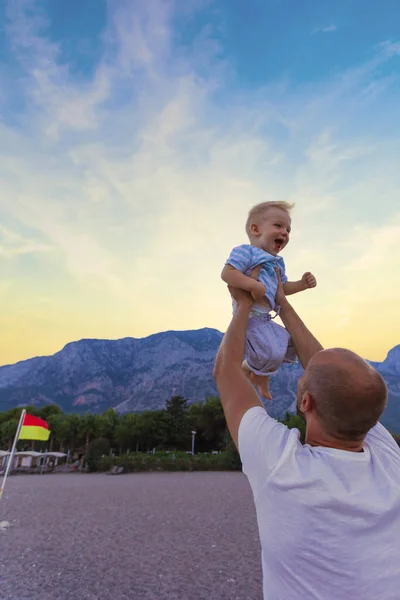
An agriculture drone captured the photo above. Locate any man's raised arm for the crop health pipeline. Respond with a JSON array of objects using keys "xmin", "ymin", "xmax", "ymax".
[
  {"xmin": 214, "ymin": 276, "xmax": 323, "ymax": 448},
  {"xmin": 274, "ymin": 268, "xmax": 323, "ymax": 369},
  {"xmin": 213, "ymin": 287, "xmax": 263, "ymax": 448}
]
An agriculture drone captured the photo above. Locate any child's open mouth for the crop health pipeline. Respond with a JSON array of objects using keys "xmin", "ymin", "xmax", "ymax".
[{"xmin": 274, "ymin": 239, "xmax": 285, "ymax": 252}]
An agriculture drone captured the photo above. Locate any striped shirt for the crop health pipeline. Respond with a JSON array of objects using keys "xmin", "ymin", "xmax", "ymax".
[{"xmin": 226, "ymin": 244, "xmax": 288, "ymax": 308}]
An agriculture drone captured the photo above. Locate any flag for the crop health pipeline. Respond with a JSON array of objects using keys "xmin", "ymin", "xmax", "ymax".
[{"xmin": 19, "ymin": 414, "xmax": 50, "ymax": 441}]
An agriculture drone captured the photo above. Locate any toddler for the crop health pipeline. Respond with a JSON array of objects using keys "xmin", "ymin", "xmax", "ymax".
[{"xmin": 221, "ymin": 201, "xmax": 317, "ymax": 399}]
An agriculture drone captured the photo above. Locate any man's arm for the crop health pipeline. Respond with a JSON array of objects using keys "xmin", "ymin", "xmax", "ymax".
[
  {"xmin": 214, "ymin": 275, "xmax": 323, "ymax": 449},
  {"xmin": 213, "ymin": 289, "xmax": 263, "ymax": 449},
  {"xmin": 276, "ymin": 270, "xmax": 323, "ymax": 369}
]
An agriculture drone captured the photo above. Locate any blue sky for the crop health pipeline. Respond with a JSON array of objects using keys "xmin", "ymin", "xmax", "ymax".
[{"xmin": 0, "ymin": 0, "xmax": 399, "ymax": 364}]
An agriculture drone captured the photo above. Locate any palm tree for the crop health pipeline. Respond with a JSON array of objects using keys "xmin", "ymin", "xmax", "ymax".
[
  {"xmin": 64, "ymin": 413, "xmax": 81, "ymax": 457},
  {"xmin": 0, "ymin": 419, "xmax": 18, "ymax": 449},
  {"xmin": 47, "ymin": 413, "xmax": 69, "ymax": 452},
  {"xmin": 79, "ymin": 413, "xmax": 100, "ymax": 451}
]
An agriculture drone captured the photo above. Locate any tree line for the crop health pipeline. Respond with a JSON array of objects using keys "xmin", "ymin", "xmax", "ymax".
[{"xmin": 0, "ymin": 395, "xmax": 307, "ymax": 456}]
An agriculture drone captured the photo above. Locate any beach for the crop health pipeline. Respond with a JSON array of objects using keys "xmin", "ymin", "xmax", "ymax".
[{"xmin": 0, "ymin": 472, "xmax": 262, "ymax": 600}]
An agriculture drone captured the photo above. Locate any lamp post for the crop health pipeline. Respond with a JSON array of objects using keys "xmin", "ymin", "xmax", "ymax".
[{"xmin": 191, "ymin": 431, "xmax": 196, "ymax": 455}]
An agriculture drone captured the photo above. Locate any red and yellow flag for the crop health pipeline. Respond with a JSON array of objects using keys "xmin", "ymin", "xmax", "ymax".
[{"xmin": 19, "ymin": 414, "xmax": 50, "ymax": 441}]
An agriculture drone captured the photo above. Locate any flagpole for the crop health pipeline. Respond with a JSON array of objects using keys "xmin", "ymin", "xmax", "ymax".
[
  {"xmin": 40, "ymin": 449, "xmax": 48, "ymax": 475},
  {"xmin": 0, "ymin": 409, "xmax": 26, "ymax": 502}
]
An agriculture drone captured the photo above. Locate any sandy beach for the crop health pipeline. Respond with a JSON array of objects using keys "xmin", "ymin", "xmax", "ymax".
[{"xmin": 0, "ymin": 472, "xmax": 262, "ymax": 600}]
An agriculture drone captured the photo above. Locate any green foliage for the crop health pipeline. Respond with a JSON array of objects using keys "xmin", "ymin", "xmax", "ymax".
[
  {"xmin": 114, "ymin": 413, "xmax": 141, "ymax": 452},
  {"xmin": 38, "ymin": 405, "xmax": 62, "ymax": 420},
  {"xmin": 98, "ymin": 408, "xmax": 119, "ymax": 441},
  {"xmin": 0, "ymin": 396, "xmax": 232, "ymax": 457},
  {"xmin": 85, "ymin": 437, "xmax": 111, "ymax": 472},
  {"xmin": 8, "ymin": 395, "xmax": 395, "ymax": 470},
  {"xmin": 164, "ymin": 396, "xmax": 190, "ymax": 449},
  {"xmin": 281, "ymin": 412, "xmax": 306, "ymax": 443},
  {"xmin": 0, "ymin": 398, "xmax": 303, "ymax": 460},
  {"xmin": 46, "ymin": 413, "xmax": 70, "ymax": 450},
  {"xmin": 187, "ymin": 396, "xmax": 227, "ymax": 452},
  {"xmin": 99, "ymin": 450, "xmax": 241, "ymax": 473},
  {"xmin": 0, "ymin": 418, "xmax": 18, "ymax": 448},
  {"xmin": 79, "ymin": 413, "xmax": 100, "ymax": 450},
  {"xmin": 165, "ymin": 395, "xmax": 189, "ymax": 419}
]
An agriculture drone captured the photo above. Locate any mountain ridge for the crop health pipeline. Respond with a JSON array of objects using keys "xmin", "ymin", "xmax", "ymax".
[{"xmin": 0, "ymin": 331, "xmax": 398, "ymax": 432}]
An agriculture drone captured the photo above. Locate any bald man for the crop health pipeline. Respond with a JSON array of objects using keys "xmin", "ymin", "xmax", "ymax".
[{"xmin": 213, "ymin": 276, "xmax": 400, "ymax": 600}]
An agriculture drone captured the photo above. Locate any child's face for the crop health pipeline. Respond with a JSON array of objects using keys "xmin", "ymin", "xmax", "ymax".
[{"xmin": 250, "ymin": 208, "xmax": 291, "ymax": 255}]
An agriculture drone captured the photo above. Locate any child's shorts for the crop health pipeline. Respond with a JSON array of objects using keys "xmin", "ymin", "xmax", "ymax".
[{"xmin": 244, "ymin": 311, "xmax": 297, "ymax": 377}]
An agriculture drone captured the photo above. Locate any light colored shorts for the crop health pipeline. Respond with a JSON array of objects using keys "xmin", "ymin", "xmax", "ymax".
[{"xmin": 244, "ymin": 308, "xmax": 297, "ymax": 377}]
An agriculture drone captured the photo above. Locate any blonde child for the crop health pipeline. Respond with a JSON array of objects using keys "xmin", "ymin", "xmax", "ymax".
[{"xmin": 221, "ymin": 201, "xmax": 316, "ymax": 399}]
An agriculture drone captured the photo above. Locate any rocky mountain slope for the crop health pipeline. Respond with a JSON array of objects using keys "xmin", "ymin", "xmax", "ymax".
[{"xmin": 0, "ymin": 330, "xmax": 399, "ymax": 432}]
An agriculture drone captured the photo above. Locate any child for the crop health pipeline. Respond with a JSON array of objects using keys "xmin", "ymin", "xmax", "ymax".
[{"xmin": 221, "ymin": 201, "xmax": 316, "ymax": 399}]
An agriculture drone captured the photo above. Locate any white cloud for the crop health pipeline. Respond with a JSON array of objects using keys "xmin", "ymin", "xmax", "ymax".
[
  {"xmin": 6, "ymin": 0, "xmax": 111, "ymax": 138},
  {"xmin": 0, "ymin": 226, "xmax": 51, "ymax": 258},
  {"xmin": 313, "ymin": 25, "xmax": 337, "ymax": 34},
  {"xmin": 342, "ymin": 213, "xmax": 400, "ymax": 273},
  {"xmin": 380, "ymin": 40, "xmax": 400, "ymax": 57},
  {"xmin": 0, "ymin": 0, "xmax": 399, "ymax": 353}
]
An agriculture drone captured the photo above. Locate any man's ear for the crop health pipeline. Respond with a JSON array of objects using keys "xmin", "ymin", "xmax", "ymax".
[{"xmin": 300, "ymin": 391, "xmax": 315, "ymax": 415}]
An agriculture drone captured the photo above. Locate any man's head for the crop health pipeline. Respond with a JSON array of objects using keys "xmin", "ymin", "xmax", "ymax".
[
  {"xmin": 297, "ymin": 348, "xmax": 388, "ymax": 445},
  {"xmin": 245, "ymin": 201, "xmax": 294, "ymax": 255}
]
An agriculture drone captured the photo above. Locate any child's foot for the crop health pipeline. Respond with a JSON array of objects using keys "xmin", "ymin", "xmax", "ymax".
[{"xmin": 249, "ymin": 372, "xmax": 272, "ymax": 400}]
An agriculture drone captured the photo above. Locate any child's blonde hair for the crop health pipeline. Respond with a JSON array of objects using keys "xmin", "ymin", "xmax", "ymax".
[{"xmin": 245, "ymin": 201, "xmax": 295, "ymax": 238}]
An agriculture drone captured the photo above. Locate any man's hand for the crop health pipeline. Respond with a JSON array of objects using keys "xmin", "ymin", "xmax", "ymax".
[
  {"xmin": 302, "ymin": 272, "xmax": 317, "ymax": 289},
  {"xmin": 228, "ymin": 285, "xmax": 254, "ymax": 309},
  {"xmin": 274, "ymin": 268, "xmax": 287, "ymax": 306},
  {"xmin": 248, "ymin": 264, "xmax": 266, "ymax": 302},
  {"xmin": 250, "ymin": 280, "xmax": 267, "ymax": 303},
  {"xmin": 274, "ymin": 268, "xmax": 323, "ymax": 369}
]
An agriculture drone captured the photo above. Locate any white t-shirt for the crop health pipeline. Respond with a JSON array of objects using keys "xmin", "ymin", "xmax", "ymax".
[{"xmin": 238, "ymin": 406, "xmax": 400, "ymax": 600}]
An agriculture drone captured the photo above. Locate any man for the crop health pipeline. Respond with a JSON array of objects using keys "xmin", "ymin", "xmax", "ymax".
[{"xmin": 213, "ymin": 274, "xmax": 400, "ymax": 600}]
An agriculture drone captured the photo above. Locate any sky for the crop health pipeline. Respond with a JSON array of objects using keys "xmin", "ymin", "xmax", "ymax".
[{"xmin": 0, "ymin": 0, "xmax": 399, "ymax": 366}]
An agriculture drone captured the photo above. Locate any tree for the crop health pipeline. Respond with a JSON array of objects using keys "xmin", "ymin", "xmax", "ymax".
[
  {"xmin": 115, "ymin": 413, "xmax": 141, "ymax": 453},
  {"xmin": 138, "ymin": 410, "xmax": 170, "ymax": 452},
  {"xmin": 2, "ymin": 406, "xmax": 38, "ymax": 423},
  {"xmin": 47, "ymin": 413, "xmax": 70, "ymax": 452},
  {"xmin": 79, "ymin": 413, "xmax": 100, "ymax": 450},
  {"xmin": 164, "ymin": 396, "xmax": 190, "ymax": 450},
  {"xmin": 0, "ymin": 419, "xmax": 18, "ymax": 449},
  {"xmin": 85, "ymin": 438, "xmax": 110, "ymax": 472},
  {"xmin": 38, "ymin": 405, "xmax": 63, "ymax": 421},
  {"xmin": 97, "ymin": 409, "xmax": 119, "ymax": 448},
  {"xmin": 64, "ymin": 413, "xmax": 81, "ymax": 455},
  {"xmin": 165, "ymin": 396, "xmax": 189, "ymax": 419},
  {"xmin": 187, "ymin": 396, "xmax": 227, "ymax": 452}
]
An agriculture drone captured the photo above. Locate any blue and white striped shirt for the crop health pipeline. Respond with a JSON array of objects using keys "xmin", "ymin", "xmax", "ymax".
[{"xmin": 226, "ymin": 244, "xmax": 288, "ymax": 308}]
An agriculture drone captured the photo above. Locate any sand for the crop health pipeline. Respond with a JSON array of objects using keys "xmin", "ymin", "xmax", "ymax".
[{"xmin": 0, "ymin": 472, "xmax": 263, "ymax": 600}]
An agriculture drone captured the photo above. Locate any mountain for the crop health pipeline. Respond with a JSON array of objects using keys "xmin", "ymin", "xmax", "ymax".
[
  {"xmin": 0, "ymin": 329, "xmax": 223, "ymax": 415},
  {"xmin": 0, "ymin": 331, "xmax": 399, "ymax": 432},
  {"xmin": 368, "ymin": 345, "xmax": 400, "ymax": 434}
]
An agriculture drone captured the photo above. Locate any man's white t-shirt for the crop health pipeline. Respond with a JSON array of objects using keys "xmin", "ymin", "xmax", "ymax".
[{"xmin": 238, "ymin": 406, "xmax": 400, "ymax": 600}]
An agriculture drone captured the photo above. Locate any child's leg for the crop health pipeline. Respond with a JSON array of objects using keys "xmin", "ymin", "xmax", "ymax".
[
  {"xmin": 249, "ymin": 372, "xmax": 272, "ymax": 400},
  {"xmin": 242, "ymin": 361, "xmax": 272, "ymax": 400}
]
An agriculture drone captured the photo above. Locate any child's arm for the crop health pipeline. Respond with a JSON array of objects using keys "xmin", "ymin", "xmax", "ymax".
[
  {"xmin": 221, "ymin": 264, "xmax": 266, "ymax": 302},
  {"xmin": 283, "ymin": 272, "xmax": 317, "ymax": 296}
]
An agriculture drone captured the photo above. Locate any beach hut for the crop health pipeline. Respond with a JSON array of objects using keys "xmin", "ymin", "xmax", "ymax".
[
  {"xmin": 0, "ymin": 450, "xmax": 10, "ymax": 467},
  {"xmin": 0, "ymin": 450, "xmax": 68, "ymax": 473},
  {"xmin": 45, "ymin": 452, "xmax": 67, "ymax": 467},
  {"xmin": 14, "ymin": 451, "xmax": 43, "ymax": 468}
]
